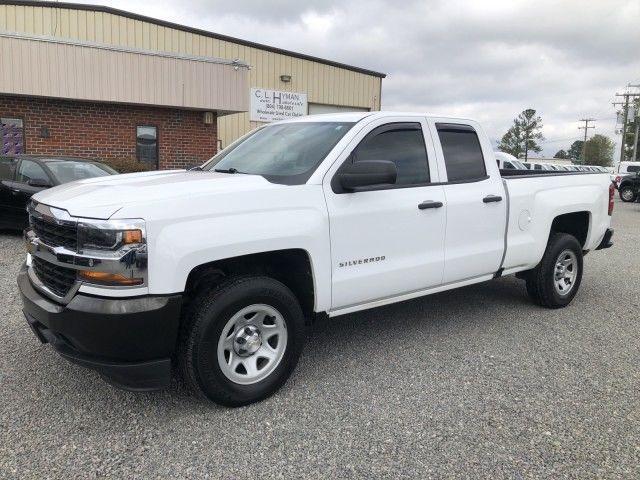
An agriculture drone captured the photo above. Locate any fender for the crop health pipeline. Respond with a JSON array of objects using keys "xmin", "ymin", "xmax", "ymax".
[{"xmin": 115, "ymin": 184, "xmax": 332, "ymax": 312}]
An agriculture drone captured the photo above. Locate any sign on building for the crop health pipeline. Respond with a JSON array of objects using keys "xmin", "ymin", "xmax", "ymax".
[{"xmin": 250, "ymin": 88, "xmax": 308, "ymax": 122}]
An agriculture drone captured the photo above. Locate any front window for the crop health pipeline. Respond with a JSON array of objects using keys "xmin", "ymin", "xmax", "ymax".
[
  {"xmin": 352, "ymin": 123, "xmax": 430, "ymax": 185},
  {"xmin": 136, "ymin": 126, "xmax": 158, "ymax": 166},
  {"xmin": 204, "ymin": 122, "xmax": 354, "ymax": 185},
  {"xmin": 46, "ymin": 161, "xmax": 115, "ymax": 184},
  {"xmin": 16, "ymin": 160, "xmax": 49, "ymax": 184}
]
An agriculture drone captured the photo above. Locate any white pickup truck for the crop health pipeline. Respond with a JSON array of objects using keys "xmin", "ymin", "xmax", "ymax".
[{"xmin": 18, "ymin": 112, "xmax": 615, "ymax": 406}]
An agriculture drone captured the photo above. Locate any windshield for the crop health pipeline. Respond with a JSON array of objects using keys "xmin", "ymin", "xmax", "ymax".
[
  {"xmin": 511, "ymin": 160, "xmax": 526, "ymax": 170},
  {"xmin": 46, "ymin": 161, "xmax": 115, "ymax": 184},
  {"xmin": 203, "ymin": 122, "xmax": 355, "ymax": 184}
]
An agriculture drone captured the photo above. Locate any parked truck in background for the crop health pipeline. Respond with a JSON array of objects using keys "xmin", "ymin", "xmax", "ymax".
[{"xmin": 18, "ymin": 112, "xmax": 615, "ymax": 406}]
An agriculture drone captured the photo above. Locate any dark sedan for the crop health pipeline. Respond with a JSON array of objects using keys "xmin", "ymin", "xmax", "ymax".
[{"xmin": 0, "ymin": 156, "xmax": 117, "ymax": 230}]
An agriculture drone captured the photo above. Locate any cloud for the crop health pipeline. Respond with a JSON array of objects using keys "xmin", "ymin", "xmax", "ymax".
[{"xmin": 75, "ymin": 0, "xmax": 639, "ymax": 157}]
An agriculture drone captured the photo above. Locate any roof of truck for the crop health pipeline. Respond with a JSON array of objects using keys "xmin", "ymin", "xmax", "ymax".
[{"xmin": 274, "ymin": 111, "xmax": 477, "ymax": 124}]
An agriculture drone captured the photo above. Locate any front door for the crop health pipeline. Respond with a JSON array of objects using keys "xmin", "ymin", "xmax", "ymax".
[
  {"xmin": 323, "ymin": 118, "xmax": 447, "ymax": 310},
  {"xmin": 11, "ymin": 159, "xmax": 53, "ymax": 228}
]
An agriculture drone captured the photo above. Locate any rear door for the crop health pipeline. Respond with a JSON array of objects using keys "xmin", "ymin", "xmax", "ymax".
[
  {"xmin": 429, "ymin": 121, "xmax": 507, "ymax": 283},
  {"xmin": 323, "ymin": 117, "xmax": 447, "ymax": 310}
]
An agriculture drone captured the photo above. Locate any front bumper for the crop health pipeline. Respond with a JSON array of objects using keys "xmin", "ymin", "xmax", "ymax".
[
  {"xmin": 596, "ymin": 228, "xmax": 614, "ymax": 250},
  {"xmin": 18, "ymin": 264, "xmax": 182, "ymax": 391}
]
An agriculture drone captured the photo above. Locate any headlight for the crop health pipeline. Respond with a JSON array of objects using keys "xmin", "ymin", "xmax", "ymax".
[
  {"xmin": 79, "ymin": 225, "xmax": 143, "ymax": 251},
  {"xmin": 76, "ymin": 219, "xmax": 147, "ymax": 287},
  {"xmin": 78, "ymin": 220, "xmax": 146, "ymax": 253}
]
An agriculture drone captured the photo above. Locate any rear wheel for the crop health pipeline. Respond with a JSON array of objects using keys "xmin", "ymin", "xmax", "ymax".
[
  {"xmin": 525, "ymin": 233, "xmax": 583, "ymax": 309},
  {"xmin": 619, "ymin": 185, "xmax": 636, "ymax": 202},
  {"xmin": 179, "ymin": 275, "xmax": 306, "ymax": 407}
]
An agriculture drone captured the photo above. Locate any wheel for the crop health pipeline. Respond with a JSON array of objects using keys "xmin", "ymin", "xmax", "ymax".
[
  {"xmin": 179, "ymin": 275, "xmax": 306, "ymax": 407},
  {"xmin": 525, "ymin": 233, "xmax": 583, "ymax": 309},
  {"xmin": 619, "ymin": 186, "xmax": 636, "ymax": 202}
]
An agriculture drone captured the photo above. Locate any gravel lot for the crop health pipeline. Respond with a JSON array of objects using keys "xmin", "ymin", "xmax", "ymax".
[{"xmin": 1, "ymin": 200, "xmax": 639, "ymax": 479}]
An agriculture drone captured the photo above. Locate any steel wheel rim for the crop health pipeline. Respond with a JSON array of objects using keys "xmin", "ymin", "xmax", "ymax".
[
  {"xmin": 217, "ymin": 304, "xmax": 288, "ymax": 385},
  {"xmin": 621, "ymin": 188, "xmax": 633, "ymax": 201},
  {"xmin": 553, "ymin": 249, "xmax": 578, "ymax": 296}
]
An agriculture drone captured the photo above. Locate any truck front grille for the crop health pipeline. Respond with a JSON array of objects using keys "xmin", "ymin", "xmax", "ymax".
[
  {"xmin": 32, "ymin": 257, "xmax": 77, "ymax": 298},
  {"xmin": 30, "ymin": 215, "xmax": 77, "ymax": 251}
]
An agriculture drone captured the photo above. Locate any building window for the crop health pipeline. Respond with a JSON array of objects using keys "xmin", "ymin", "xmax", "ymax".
[
  {"xmin": 1, "ymin": 118, "xmax": 25, "ymax": 154},
  {"xmin": 136, "ymin": 126, "xmax": 158, "ymax": 166}
]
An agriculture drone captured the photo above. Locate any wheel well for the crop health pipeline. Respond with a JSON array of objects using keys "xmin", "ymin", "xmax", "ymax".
[
  {"xmin": 184, "ymin": 249, "xmax": 315, "ymax": 318},
  {"xmin": 550, "ymin": 211, "xmax": 590, "ymax": 248}
]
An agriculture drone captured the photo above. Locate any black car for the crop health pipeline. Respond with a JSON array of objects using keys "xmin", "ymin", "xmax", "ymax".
[
  {"xmin": 0, "ymin": 156, "xmax": 117, "ymax": 230},
  {"xmin": 618, "ymin": 171, "xmax": 640, "ymax": 202}
]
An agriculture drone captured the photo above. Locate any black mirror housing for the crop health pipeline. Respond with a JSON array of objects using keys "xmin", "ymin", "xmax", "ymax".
[
  {"xmin": 337, "ymin": 160, "xmax": 397, "ymax": 192},
  {"xmin": 27, "ymin": 178, "xmax": 51, "ymax": 188}
]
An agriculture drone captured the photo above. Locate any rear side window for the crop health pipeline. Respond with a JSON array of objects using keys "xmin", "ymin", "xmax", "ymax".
[
  {"xmin": 353, "ymin": 123, "xmax": 429, "ymax": 186},
  {"xmin": 436, "ymin": 124, "xmax": 487, "ymax": 182},
  {"xmin": 628, "ymin": 165, "xmax": 640, "ymax": 173}
]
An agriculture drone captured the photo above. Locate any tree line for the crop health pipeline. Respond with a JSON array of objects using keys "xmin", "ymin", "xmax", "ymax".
[{"xmin": 498, "ymin": 109, "xmax": 615, "ymax": 166}]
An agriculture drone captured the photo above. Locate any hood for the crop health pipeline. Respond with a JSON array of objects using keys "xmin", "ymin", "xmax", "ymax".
[{"xmin": 33, "ymin": 170, "xmax": 280, "ymax": 219}]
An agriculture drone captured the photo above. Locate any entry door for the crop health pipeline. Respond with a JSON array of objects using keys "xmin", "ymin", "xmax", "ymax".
[
  {"xmin": 432, "ymin": 122, "xmax": 506, "ymax": 283},
  {"xmin": 323, "ymin": 119, "xmax": 447, "ymax": 310}
]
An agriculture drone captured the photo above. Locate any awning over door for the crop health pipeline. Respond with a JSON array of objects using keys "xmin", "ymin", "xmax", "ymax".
[{"xmin": 0, "ymin": 32, "xmax": 249, "ymax": 114}]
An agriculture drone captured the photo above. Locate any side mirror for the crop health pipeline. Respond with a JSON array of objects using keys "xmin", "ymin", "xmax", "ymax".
[
  {"xmin": 337, "ymin": 160, "xmax": 397, "ymax": 192},
  {"xmin": 27, "ymin": 178, "xmax": 51, "ymax": 188}
]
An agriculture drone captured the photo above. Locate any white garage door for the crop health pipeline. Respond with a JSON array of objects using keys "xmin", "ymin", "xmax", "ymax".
[{"xmin": 308, "ymin": 103, "xmax": 370, "ymax": 115}]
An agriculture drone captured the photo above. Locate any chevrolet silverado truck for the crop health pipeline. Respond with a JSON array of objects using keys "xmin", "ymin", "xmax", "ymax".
[{"xmin": 18, "ymin": 112, "xmax": 615, "ymax": 407}]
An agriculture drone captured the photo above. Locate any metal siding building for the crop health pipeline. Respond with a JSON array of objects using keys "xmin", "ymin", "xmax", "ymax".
[{"xmin": 0, "ymin": 1, "xmax": 384, "ymax": 154}]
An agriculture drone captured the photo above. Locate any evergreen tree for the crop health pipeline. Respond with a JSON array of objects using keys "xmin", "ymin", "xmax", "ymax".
[{"xmin": 498, "ymin": 109, "xmax": 544, "ymax": 161}]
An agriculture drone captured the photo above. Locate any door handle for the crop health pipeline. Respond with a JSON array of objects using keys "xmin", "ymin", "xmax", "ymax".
[
  {"xmin": 483, "ymin": 195, "xmax": 502, "ymax": 203},
  {"xmin": 418, "ymin": 200, "xmax": 443, "ymax": 210},
  {"xmin": 11, "ymin": 189, "xmax": 20, "ymax": 195}
]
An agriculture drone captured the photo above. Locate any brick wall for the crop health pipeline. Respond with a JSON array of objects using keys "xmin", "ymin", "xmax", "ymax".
[{"xmin": 0, "ymin": 95, "xmax": 217, "ymax": 169}]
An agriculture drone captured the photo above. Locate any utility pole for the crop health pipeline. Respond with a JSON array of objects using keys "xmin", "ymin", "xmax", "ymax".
[
  {"xmin": 578, "ymin": 118, "xmax": 595, "ymax": 164},
  {"xmin": 614, "ymin": 85, "xmax": 640, "ymax": 164},
  {"xmin": 633, "ymin": 118, "xmax": 640, "ymax": 163}
]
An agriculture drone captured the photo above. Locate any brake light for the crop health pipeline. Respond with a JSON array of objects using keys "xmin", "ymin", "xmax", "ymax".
[{"xmin": 608, "ymin": 182, "xmax": 615, "ymax": 215}]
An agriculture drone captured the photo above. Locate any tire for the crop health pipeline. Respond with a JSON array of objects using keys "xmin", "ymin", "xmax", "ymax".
[
  {"xmin": 619, "ymin": 185, "xmax": 636, "ymax": 202},
  {"xmin": 178, "ymin": 275, "xmax": 306, "ymax": 407},
  {"xmin": 525, "ymin": 233, "xmax": 583, "ymax": 309}
]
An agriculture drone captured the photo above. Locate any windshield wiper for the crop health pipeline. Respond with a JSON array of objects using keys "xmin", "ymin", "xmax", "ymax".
[{"xmin": 214, "ymin": 167, "xmax": 247, "ymax": 174}]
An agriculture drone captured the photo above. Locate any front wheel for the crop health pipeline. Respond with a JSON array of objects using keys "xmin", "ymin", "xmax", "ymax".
[
  {"xmin": 619, "ymin": 186, "xmax": 636, "ymax": 202},
  {"xmin": 525, "ymin": 233, "xmax": 583, "ymax": 309},
  {"xmin": 178, "ymin": 276, "xmax": 306, "ymax": 407}
]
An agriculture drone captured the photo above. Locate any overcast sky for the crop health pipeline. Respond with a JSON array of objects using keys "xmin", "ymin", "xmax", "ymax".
[{"xmin": 77, "ymin": 0, "xmax": 640, "ymax": 157}]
